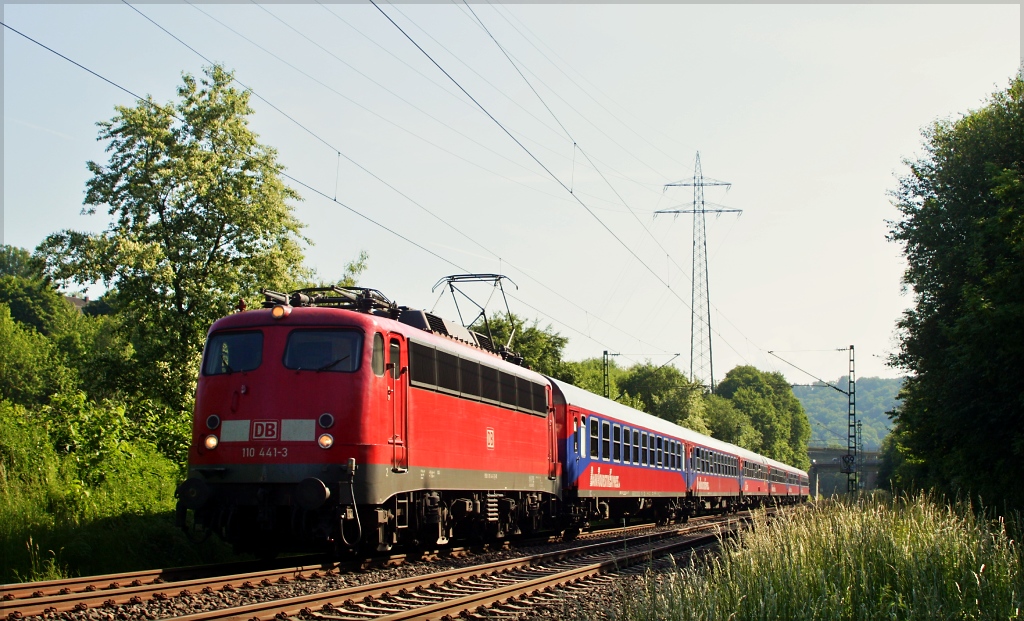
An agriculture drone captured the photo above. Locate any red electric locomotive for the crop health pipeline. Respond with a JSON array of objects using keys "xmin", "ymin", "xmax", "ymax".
[
  {"xmin": 175, "ymin": 283, "xmax": 808, "ymax": 555},
  {"xmin": 176, "ymin": 286, "xmax": 561, "ymax": 555}
]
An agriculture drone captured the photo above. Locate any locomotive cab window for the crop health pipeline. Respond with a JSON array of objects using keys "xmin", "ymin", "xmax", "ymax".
[
  {"xmin": 204, "ymin": 331, "xmax": 263, "ymax": 375},
  {"xmin": 283, "ymin": 330, "xmax": 361, "ymax": 372},
  {"xmin": 371, "ymin": 333, "xmax": 385, "ymax": 376}
]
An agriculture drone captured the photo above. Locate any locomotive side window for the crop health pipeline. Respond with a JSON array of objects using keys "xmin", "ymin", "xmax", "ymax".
[
  {"xmin": 590, "ymin": 418, "xmax": 599, "ymax": 458},
  {"xmin": 601, "ymin": 422, "xmax": 610, "ymax": 460},
  {"xmin": 623, "ymin": 429, "xmax": 631, "ymax": 463},
  {"xmin": 480, "ymin": 365, "xmax": 500, "ymax": 403},
  {"xmin": 531, "ymin": 382, "xmax": 547, "ymax": 414},
  {"xmin": 436, "ymin": 349, "xmax": 460, "ymax": 394},
  {"xmin": 499, "ymin": 372, "xmax": 518, "ymax": 409},
  {"xmin": 204, "ymin": 331, "xmax": 263, "ymax": 375},
  {"xmin": 613, "ymin": 425, "xmax": 621, "ymax": 462},
  {"xmin": 408, "ymin": 341, "xmax": 436, "ymax": 387},
  {"xmin": 516, "ymin": 379, "xmax": 532, "ymax": 414},
  {"xmin": 460, "ymin": 359, "xmax": 481, "ymax": 398},
  {"xmin": 283, "ymin": 330, "xmax": 361, "ymax": 372},
  {"xmin": 372, "ymin": 333, "xmax": 385, "ymax": 376}
]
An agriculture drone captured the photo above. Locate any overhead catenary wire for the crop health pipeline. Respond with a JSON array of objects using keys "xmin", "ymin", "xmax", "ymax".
[
  {"xmin": 369, "ymin": 0, "xmax": 685, "ymax": 304},
  {"xmin": 453, "ymin": 1, "xmax": 756, "ymax": 369},
  {"xmin": 4, "ymin": 12, "xmax": 659, "ymax": 367},
  {"xmin": 140, "ymin": 2, "xmax": 675, "ymax": 359}
]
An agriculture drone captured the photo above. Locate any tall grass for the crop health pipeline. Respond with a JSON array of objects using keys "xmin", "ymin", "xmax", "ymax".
[{"xmin": 617, "ymin": 494, "xmax": 1023, "ymax": 620}]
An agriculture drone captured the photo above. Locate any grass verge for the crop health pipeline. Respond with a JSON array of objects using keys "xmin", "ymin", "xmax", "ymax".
[{"xmin": 615, "ymin": 494, "xmax": 1023, "ymax": 620}]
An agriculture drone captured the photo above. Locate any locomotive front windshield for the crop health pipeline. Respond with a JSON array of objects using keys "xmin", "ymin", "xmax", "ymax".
[
  {"xmin": 204, "ymin": 331, "xmax": 263, "ymax": 375},
  {"xmin": 283, "ymin": 330, "xmax": 362, "ymax": 372}
]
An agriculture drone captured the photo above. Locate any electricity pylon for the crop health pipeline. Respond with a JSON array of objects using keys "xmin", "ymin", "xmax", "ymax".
[{"xmin": 656, "ymin": 152, "xmax": 740, "ymax": 391}]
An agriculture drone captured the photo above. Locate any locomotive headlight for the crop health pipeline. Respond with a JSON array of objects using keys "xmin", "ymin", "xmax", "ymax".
[
  {"xmin": 204, "ymin": 434, "xmax": 220, "ymax": 450},
  {"xmin": 317, "ymin": 433, "xmax": 334, "ymax": 449},
  {"xmin": 271, "ymin": 305, "xmax": 291, "ymax": 319}
]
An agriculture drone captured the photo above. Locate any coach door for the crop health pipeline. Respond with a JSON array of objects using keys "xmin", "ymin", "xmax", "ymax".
[
  {"xmin": 388, "ymin": 337, "xmax": 408, "ymax": 472},
  {"xmin": 547, "ymin": 406, "xmax": 557, "ymax": 480}
]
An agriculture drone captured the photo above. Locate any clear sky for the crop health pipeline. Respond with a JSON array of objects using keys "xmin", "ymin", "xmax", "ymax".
[{"xmin": 3, "ymin": 3, "xmax": 1021, "ymax": 384}]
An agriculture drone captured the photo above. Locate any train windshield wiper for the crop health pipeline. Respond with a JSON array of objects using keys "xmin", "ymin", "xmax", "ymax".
[{"xmin": 316, "ymin": 355, "xmax": 350, "ymax": 372}]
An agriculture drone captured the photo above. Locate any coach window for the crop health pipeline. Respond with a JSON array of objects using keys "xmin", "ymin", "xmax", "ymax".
[
  {"xmin": 677, "ymin": 444, "xmax": 683, "ymax": 470},
  {"xmin": 613, "ymin": 425, "xmax": 621, "ymax": 462},
  {"xmin": 590, "ymin": 418, "xmax": 599, "ymax": 459},
  {"xmin": 658, "ymin": 437, "xmax": 665, "ymax": 468},
  {"xmin": 623, "ymin": 429, "xmax": 631, "ymax": 463},
  {"xmin": 632, "ymin": 432, "xmax": 639, "ymax": 465},
  {"xmin": 573, "ymin": 416, "xmax": 580, "ymax": 456},
  {"xmin": 601, "ymin": 422, "xmax": 610, "ymax": 460}
]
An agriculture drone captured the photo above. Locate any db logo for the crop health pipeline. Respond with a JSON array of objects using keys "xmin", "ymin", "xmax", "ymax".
[
  {"xmin": 486, "ymin": 428, "xmax": 495, "ymax": 450},
  {"xmin": 252, "ymin": 420, "xmax": 279, "ymax": 440}
]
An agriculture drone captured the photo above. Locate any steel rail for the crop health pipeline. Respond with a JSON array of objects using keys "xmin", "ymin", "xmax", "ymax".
[{"xmin": 162, "ymin": 515, "xmax": 745, "ymax": 621}]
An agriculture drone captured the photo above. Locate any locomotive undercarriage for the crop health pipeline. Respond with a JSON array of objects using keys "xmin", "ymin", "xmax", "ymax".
[{"xmin": 370, "ymin": 489, "xmax": 561, "ymax": 552}]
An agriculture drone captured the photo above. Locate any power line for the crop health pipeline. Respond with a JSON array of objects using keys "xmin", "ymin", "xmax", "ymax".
[
  {"xmin": 370, "ymin": 0, "xmax": 685, "ymax": 305},
  {"xmin": 6, "ymin": 10, "xmax": 664, "ymax": 365}
]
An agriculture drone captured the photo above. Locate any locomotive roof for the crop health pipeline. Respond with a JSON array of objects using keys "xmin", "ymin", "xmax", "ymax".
[
  {"xmin": 206, "ymin": 306, "xmax": 548, "ymax": 384},
  {"xmin": 549, "ymin": 377, "xmax": 806, "ymax": 475}
]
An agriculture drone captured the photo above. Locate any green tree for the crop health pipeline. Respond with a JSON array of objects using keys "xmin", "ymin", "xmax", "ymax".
[
  {"xmin": 886, "ymin": 72, "xmax": 1024, "ymax": 508},
  {"xmin": 553, "ymin": 357, "xmax": 623, "ymax": 398},
  {"xmin": 716, "ymin": 365, "xmax": 811, "ymax": 469},
  {"xmin": 471, "ymin": 312, "xmax": 568, "ymax": 376},
  {"xmin": 0, "ymin": 244, "xmax": 44, "ymax": 279},
  {"xmin": 618, "ymin": 362, "xmax": 709, "ymax": 434},
  {"xmin": 38, "ymin": 65, "xmax": 309, "ymax": 410},
  {"xmin": 0, "ymin": 304, "xmax": 75, "ymax": 405},
  {"xmin": 704, "ymin": 393, "xmax": 761, "ymax": 450}
]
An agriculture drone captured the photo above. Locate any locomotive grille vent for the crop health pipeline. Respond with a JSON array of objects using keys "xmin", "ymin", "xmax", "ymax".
[
  {"xmin": 473, "ymin": 331, "xmax": 494, "ymax": 352},
  {"xmin": 425, "ymin": 313, "xmax": 449, "ymax": 336}
]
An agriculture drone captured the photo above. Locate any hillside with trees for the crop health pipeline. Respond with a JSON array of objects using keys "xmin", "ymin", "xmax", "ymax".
[{"xmin": 792, "ymin": 377, "xmax": 902, "ymax": 451}]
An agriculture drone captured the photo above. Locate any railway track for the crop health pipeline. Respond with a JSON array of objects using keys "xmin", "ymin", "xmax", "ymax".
[
  {"xmin": 1, "ymin": 512, "xmax": 760, "ymax": 621},
  {"xmin": 0, "ymin": 517, "xmax": 676, "ymax": 617}
]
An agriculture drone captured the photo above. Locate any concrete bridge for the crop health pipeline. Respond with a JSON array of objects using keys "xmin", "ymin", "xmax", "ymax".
[{"xmin": 807, "ymin": 446, "xmax": 882, "ymax": 496}]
